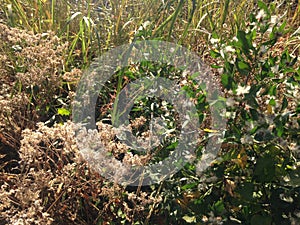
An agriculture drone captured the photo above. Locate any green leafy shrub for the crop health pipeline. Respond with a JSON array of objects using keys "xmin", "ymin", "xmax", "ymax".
[{"xmin": 154, "ymin": 2, "xmax": 300, "ymax": 225}]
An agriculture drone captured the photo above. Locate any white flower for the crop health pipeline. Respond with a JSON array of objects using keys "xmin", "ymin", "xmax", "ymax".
[
  {"xmin": 260, "ymin": 45, "xmax": 267, "ymax": 54},
  {"xmin": 256, "ymin": 9, "xmax": 266, "ymax": 20},
  {"xmin": 225, "ymin": 111, "xmax": 236, "ymax": 119},
  {"xmin": 210, "ymin": 38, "xmax": 219, "ymax": 45},
  {"xmin": 241, "ymin": 135, "xmax": 253, "ymax": 144},
  {"xmin": 217, "ymin": 67, "xmax": 224, "ymax": 74},
  {"xmin": 232, "ymin": 36, "xmax": 238, "ymax": 42},
  {"xmin": 142, "ymin": 20, "xmax": 151, "ymax": 28},
  {"xmin": 181, "ymin": 79, "xmax": 188, "ymax": 85},
  {"xmin": 271, "ymin": 65, "xmax": 279, "ymax": 73},
  {"xmin": 220, "ymin": 49, "xmax": 225, "ymax": 58},
  {"xmin": 138, "ymin": 20, "xmax": 151, "ymax": 31},
  {"xmin": 236, "ymin": 85, "xmax": 251, "ymax": 95},
  {"xmin": 224, "ymin": 45, "xmax": 235, "ymax": 53},
  {"xmin": 271, "ymin": 15, "xmax": 278, "ymax": 24},
  {"xmin": 226, "ymin": 97, "xmax": 235, "ymax": 107}
]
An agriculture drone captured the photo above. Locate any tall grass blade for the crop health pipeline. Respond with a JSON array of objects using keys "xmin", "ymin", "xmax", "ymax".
[{"xmin": 168, "ymin": 0, "xmax": 184, "ymax": 40}]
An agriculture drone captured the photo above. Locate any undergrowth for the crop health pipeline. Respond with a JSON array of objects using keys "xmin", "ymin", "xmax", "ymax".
[{"xmin": 0, "ymin": 0, "xmax": 299, "ymax": 224}]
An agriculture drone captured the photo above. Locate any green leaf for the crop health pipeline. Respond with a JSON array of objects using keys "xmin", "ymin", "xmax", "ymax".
[
  {"xmin": 275, "ymin": 125, "xmax": 284, "ymax": 137},
  {"xmin": 257, "ymin": 0, "xmax": 270, "ymax": 16},
  {"xmin": 224, "ymin": 61, "xmax": 234, "ymax": 74},
  {"xmin": 57, "ymin": 108, "xmax": 71, "ymax": 116},
  {"xmin": 221, "ymin": 73, "xmax": 232, "ymax": 90},
  {"xmin": 117, "ymin": 208, "xmax": 125, "ymax": 218},
  {"xmin": 211, "ymin": 64, "xmax": 223, "ymax": 69},
  {"xmin": 237, "ymin": 30, "xmax": 251, "ymax": 55},
  {"xmin": 290, "ymin": 56, "xmax": 298, "ymax": 67},
  {"xmin": 241, "ymin": 109, "xmax": 250, "ymax": 121},
  {"xmin": 214, "ymin": 200, "xmax": 225, "ymax": 214},
  {"xmin": 211, "ymin": 31, "xmax": 219, "ymax": 39},
  {"xmin": 268, "ymin": 85, "xmax": 277, "ymax": 96},
  {"xmin": 278, "ymin": 20, "xmax": 287, "ymax": 34},
  {"xmin": 251, "ymin": 215, "xmax": 272, "ymax": 225},
  {"xmin": 262, "ymin": 37, "xmax": 277, "ymax": 47},
  {"xmin": 254, "ymin": 130, "xmax": 274, "ymax": 142},
  {"xmin": 269, "ymin": 98, "xmax": 276, "ymax": 106},
  {"xmin": 238, "ymin": 61, "xmax": 250, "ymax": 70},
  {"xmin": 210, "ymin": 50, "xmax": 220, "ymax": 58},
  {"xmin": 237, "ymin": 60, "xmax": 251, "ymax": 75},
  {"xmin": 237, "ymin": 182, "xmax": 254, "ymax": 201},
  {"xmin": 254, "ymin": 155, "xmax": 276, "ymax": 182},
  {"xmin": 250, "ymin": 108, "xmax": 259, "ymax": 121},
  {"xmin": 281, "ymin": 97, "xmax": 288, "ymax": 111},
  {"xmin": 181, "ymin": 182, "xmax": 198, "ymax": 190},
  {"xmin": 182, "ymin": 215, "xmax": 196, "ymax": 223}
]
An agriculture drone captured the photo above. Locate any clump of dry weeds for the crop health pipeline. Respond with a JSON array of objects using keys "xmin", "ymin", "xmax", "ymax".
[
  {"xmin": 0, "ymin": 22, "xmax": 84, "ymax": 174},
  {"xmin": 0, "ymin": 22, "xmax": 162, "ymax": 224},
  {"xmin": 1, "ymin": 121, "xmax": 160, "ymax": 224},
  {"xmin": 0, "ymin": 22, "xmax": 68, "ymax": 165}
]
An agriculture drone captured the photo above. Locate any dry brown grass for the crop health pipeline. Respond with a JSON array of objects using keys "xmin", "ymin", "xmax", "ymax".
[
  {"xmin": 0, "ymin": 22, "xmax": 161, "ymax": 224},
  {"xmin": 0, "ymin": 121, "xmax": 161, "ymax": 224}
]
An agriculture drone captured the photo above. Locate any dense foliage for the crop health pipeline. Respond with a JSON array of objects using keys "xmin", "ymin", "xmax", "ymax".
[{"xmin": 0, "ymin": 0, "xmax": 299, "ymax": 224}]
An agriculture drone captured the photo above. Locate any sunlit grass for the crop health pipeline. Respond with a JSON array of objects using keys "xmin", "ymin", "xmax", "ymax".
[{"xmin": 1, "ymin": 0, "xmax": 298, "ymax": 69}]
